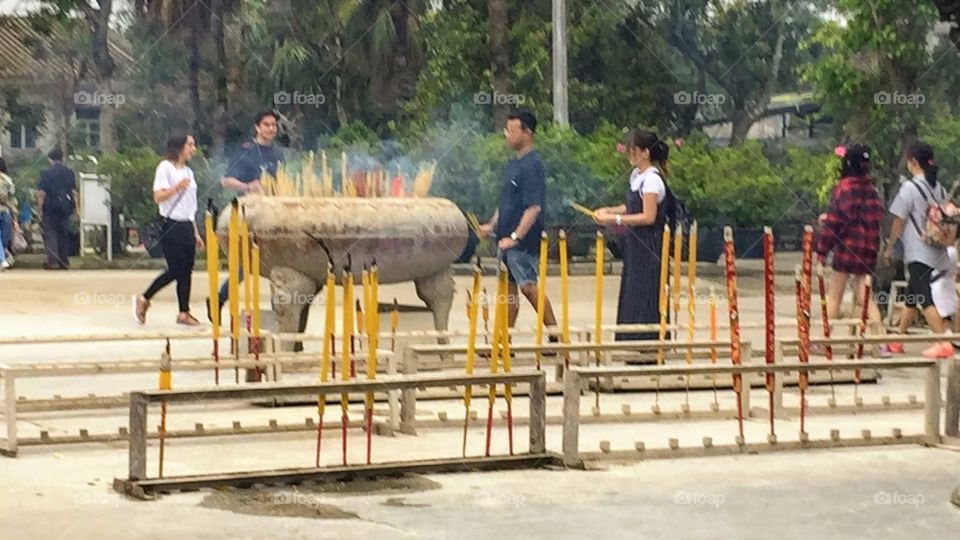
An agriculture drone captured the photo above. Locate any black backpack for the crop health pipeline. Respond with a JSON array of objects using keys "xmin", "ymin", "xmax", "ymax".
[{"xmin": 653, "ymin": 170, "xmax": 694, "ymax": 236}]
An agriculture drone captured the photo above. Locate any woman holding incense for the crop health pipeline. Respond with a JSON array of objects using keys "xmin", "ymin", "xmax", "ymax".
[{"xmin": 593, "ymin": 130, "xmax": 671, "ymax": 340}]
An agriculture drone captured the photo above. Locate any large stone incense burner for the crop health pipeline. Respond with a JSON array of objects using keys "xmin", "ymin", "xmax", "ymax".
[{"xmin": 217, "ymin": 195, "xmax": 469, "ymax": 345}]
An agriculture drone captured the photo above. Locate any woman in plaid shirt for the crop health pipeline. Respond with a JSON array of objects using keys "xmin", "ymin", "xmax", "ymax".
[{"xmin": 816, "ymin": 144, "xmax": 885, "ymax": 335}]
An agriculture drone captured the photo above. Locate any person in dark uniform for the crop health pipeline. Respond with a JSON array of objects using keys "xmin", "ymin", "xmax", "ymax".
[
  {"xmin": 210, "ymin": 111, "xmax": 285, "ymax": 319},
  {"xmin": 36, "ymin": 149, "xmax": 78, "ymax": 270},
  {"xmin": 479, "ymin": 110, "xmax": 559, "ymax": 333},
  {"xmin": 592, "ymin": 130, "xmax": 671, "ymax": 340}
]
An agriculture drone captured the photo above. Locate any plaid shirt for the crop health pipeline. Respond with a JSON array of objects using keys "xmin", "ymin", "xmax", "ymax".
[{"xmin": 816, "ymin": 176, "xmax": 883, "ymax": 275}]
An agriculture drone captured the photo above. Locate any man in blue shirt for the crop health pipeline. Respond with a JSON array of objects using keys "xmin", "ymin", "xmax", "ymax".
[
  {"xmin": 480, "ymin": 111, "xmax": 559, "ymax": 334},
  {"xmin": 36, "ymin": 149, "xmax": 77, "ymax": 270},
  {"xmin": 209, "ymin": 111, "xmax": 285, "ymax": 321}
]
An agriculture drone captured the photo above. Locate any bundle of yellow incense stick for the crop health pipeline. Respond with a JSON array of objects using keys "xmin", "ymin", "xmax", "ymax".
[
  {"xmin": 568, "ymin": 201, "xmax": 596, "ymax": 219},
  {"xmin": 466, "ymin": 212, "xmax": 485, "ymax": 237}
]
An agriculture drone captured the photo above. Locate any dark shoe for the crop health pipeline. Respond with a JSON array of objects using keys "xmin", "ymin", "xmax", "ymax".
[{"xmin": 543, "ymin": 334, "xmax": 560, "ymax": 357}]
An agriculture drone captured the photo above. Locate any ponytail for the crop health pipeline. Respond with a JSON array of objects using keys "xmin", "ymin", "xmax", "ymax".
[
  {"xmin": 907, "ymin": 141, "xmax": 938, "ymax": 187},
  {"xmin": 624, "ymin": 129, "xmax": 670, "ymax": 175}
]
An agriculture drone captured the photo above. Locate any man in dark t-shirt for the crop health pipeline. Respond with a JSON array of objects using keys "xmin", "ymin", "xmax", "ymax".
[
  {"xmin": 36, "ymin": 149, "xmax": 77, "ymax": 269},
  {"xmin": 212, "ymin": 111, "xmax": 285, "ymax": 318},
  {"xmin": 480, "ymin": 111, "xmax": 559, "ymax": 332}
]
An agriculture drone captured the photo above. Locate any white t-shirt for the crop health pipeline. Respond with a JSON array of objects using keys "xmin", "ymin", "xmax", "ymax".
[
  {"xmin": 932, "ymin": 246, "xmax": 958, "ymax": 318},
  {"xmin": 629, "ymin": 166, "xmax": 666, "ymax": 203},
  {"xmin": 153, "ymin": 160, "xmax": 197, "ymax": 222}
]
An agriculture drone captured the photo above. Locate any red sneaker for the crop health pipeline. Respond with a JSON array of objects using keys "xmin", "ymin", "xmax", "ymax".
[{"xmin": 921, "ymin": 342, "xmax": 954, "ymax": 360}]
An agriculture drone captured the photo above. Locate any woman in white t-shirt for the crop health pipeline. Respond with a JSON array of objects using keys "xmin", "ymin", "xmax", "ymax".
[
  {"xmin": 592, "ymin": 129, "xmax": 670, "ymax": 340},
  {"xmin": 135, "ymin": 134, "xmax": 203, "ymax": 326}
]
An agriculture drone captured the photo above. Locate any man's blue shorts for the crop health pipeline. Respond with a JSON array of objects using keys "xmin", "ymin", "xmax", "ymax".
[{"xmin": 498, "ymin": 247, "xmax": 539, "ymax": 287}]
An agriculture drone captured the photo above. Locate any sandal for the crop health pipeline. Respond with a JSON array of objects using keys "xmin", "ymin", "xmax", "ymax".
[
  {"xmin": 176, "ymin": 312, "xmax": 201, "ymax": 326},
  {"xmin": 134, "ymin": 295, "xmax": 150, "ymax": 325}
]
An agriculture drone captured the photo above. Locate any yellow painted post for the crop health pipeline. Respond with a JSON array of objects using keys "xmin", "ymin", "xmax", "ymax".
[
  {"xmin": 204, "ymin": 210, "xmax": 220, "ymax": 384},
  {"xmin": 484, "ymin": 262, "xmax": 507, "ymax": 456},
  {"xmin": 341, "ymin": 152, "xmax": 348, "ymax": 196},
  {"xmin": 340, "ymin": 265, "xmax": 353, "ymax": 465},
  {"xmin": 158, "ymin": 338, "xmax": 171, "ymax": 477},
  {"xmin": 559, "ymin": 230, "xmax": 570, "ymax": 367},
  {"xmin": 390, "ymin": 298, "xmax": 399, "ymax": 351},
  {"xmin": 535, "ymin": 231, "xmax": 548, "ymax": 369}
]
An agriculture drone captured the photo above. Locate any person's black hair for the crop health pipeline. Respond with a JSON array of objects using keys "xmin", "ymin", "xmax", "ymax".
[
  {"xmin": 254, "ymin": 110, "xmax": 278, "ymax": 126},
  {"xmin": 624, "ymin": 129, "xmax": 670, "ymax": 175},
  {"xmin": 839, "ymin": 143, "xmax": 871, "ymax": 178},
  {"xmin": 48, "ymin": 148, "xmax": 63, "ymax": 161},
  {"xmin": 164, "ymin": 134, "xmax": 191, "ymax": 162},
  {"xmin": 907, "ymin": 141, "xmax": 938, "ymax": 188},
  {"xmin": 507, "ymin": 110, "xmax": 537, "ymax": 134},
  {"xmin": 0, "ymin": 158, "xmax": 6, "ymax": 174}
]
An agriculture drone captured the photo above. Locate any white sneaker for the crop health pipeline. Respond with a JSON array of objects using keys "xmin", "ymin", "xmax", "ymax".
[{"xmin": 0, "ymin": 260, "xmax": 9, "ymax": 271}]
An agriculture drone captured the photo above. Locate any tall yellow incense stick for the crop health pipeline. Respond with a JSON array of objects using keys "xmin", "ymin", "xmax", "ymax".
[
  {"xmin": 499, "ymin": 262, "xmax": 514, "ymax": 455},
  {"xmin": 484, "ymin": 264, "xmax": 506, "ymax": 456},
  {"xmin": 228, "ymin": 201, "xmax": 240, "ymax": 375},
  {"xmin": 462, "ymin": 262, "xmax": 482, "ymax": 456},
  {"xmin": 534, "ymin": 232, "xmax": 548, "ymax": 369},
  {"xmin": 559, "ymin": 230, "xmax": 570, "ymax": 366},
  {"xmin": 321, "ymin": 267, "xmax": 335, "ymax": 383},
  {"xmin": 686, "ymin": 222, "xmax": 698, "ymax": 365},
  {"xmin": 592, "ymin": 230, "xmax": 604, "ymax": 412},
  {"xmin": 241, "ymin": 213, "xmax": 251, "ymax": 317},
  {"xmin": 672, "ymin": 223, "xmax": 682, "ymax": 338},
  {"xmin": 340, "ymin": 265, "xmax": 353, "ymax": 465},
  {"xmin": 390, "ymin": 298, "xmax": 399, "ymax": 351},
  {"xmin": 593, "ymin": 231, "xmax": 604, "ymax": 365},
  {"xmin": 251, "ymin": 242, "xmax": 261, "ymax": 364},
  {"xmin": 365, "ymin": 263, "xmax": 379, "ymax": 464},
  {"xmin": 657, "ymin": 224, "xmax": 671, "ymax": 365},
  {"xmin": 204, "ymin": 210, "xmax": 220, "ymax": 383}
]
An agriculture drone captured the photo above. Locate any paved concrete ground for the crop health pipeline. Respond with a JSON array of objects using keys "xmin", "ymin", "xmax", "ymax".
[{"xmin": 1, "ymin": 266, "xmax": 958, "ymax": 539}]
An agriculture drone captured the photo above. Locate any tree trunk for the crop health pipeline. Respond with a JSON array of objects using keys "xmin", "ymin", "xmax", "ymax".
[
  {"xmin": 98, "ymin": 79, "xmax": 117, "ymax": 152},
  {"xmin": 188, "ymin": 18, "xmax": 202, "ymax": 136},
  {"xmin": 211, "ymin": 0, "xmax": 229, "ymax": 150},
  {"xmin": 487, "ymin": 0, "xmax": 510, "ymax": 130},
  {"xmin": 335, "ymin": 35, "xmax": 347, "ymax": 126},
  {"xmin": 729, "ymin": 107, "xmax": 753, "ymax": 147}
]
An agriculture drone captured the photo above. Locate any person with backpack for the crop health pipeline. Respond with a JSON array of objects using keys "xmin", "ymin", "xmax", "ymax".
[
  {"xmin": 36, "ymin": 149, "xmax": 78, "ymax": 270},
  {"xmin": 593, "ymin": 129, "xmax": 674, "ymax": 340},
  {"xmin": 883, "ymin": 141, "xmax": 956, "ymax": 359},
  {"xmin": 815, "ymin": 144, "xmax": 891, "ymax": 351}
]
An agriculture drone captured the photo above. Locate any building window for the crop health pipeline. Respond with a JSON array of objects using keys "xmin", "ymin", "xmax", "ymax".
[
  {"xmin": 8, "ymin": 123, "xmax": 38, "ymax": 149},
  {"xmin": 74, "ymin": 108, "xmax": 100, "ymax": 150}
]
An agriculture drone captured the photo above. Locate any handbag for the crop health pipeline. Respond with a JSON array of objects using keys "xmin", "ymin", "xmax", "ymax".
[
  {"xmin": 144, "ymin": 183, "xmax": 188, "ymax": 254},
  {"xmin": 11, "ymin": 227, "xmax": 27, "ymax": 254}
]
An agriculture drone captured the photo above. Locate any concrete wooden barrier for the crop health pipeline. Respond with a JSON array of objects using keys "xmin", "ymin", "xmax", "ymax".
[
  {"xmin": 116, "ymin": 370, "xmax": 548, "ymax": 498},
  {"xmin": 561, "ymin": 359, "xmax": 942, "ymax": 468}
]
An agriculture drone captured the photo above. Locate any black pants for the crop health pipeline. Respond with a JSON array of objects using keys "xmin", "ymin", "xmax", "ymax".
[
  {"xmin": 906, "ymin": 261, "xmax": 936, "ymax": 310},
  {"xmin": 144, "ymin": 220, "xmax": 196, "ymax": 313},
  {"xmin": 42, "ymin": 214, "xmax": 71, "ymax": 267}
]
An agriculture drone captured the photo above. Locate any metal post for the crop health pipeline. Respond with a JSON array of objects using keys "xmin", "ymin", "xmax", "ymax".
[
  {"xmin": 773, "ymin": 339, "xmax": 785, "ymax": 417},
  {"xmin": 562, "ymin": 368, "xmax": 581, "ymax": 467},
  {"xmin": 529, "ymin": 373, "xmax": 547, "ymax": 454},
  {"xmin": 128, "ymin": 392, "xmax": 148, "ymax": 480},
  {"xmin": 2, "ymin": 372, "xmax": 17, "ymax": 456},
  {"xmin": 552, "ymin": 0, "xmax": 569, "ymax": 126},
  {"xmin": 399, "ymin": 348, "xmax": 417, "ymax": 435},
  {"xmin": 924, "ymin": 364, "xmax": 941, "ymax": 445},
  {"xmin": 387, "ymin": 349, "xmax": 400, "ymax": 432}
]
